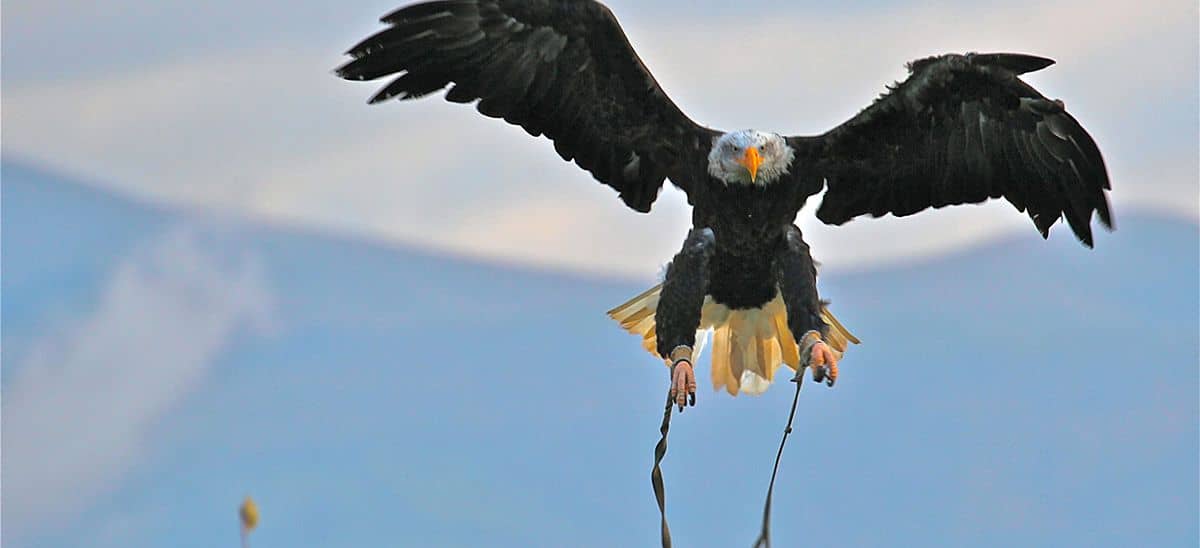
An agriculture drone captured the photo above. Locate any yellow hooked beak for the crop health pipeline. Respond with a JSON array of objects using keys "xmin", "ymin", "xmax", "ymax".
[{"xmin": 737, "ymin": 146, "xmax": 762, "ymax": 182}]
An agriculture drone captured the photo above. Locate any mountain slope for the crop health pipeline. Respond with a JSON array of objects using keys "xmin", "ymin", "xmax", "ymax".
[{"xmin": 3, "ymin": 160, "xmax": 1197, "ymax": 548}]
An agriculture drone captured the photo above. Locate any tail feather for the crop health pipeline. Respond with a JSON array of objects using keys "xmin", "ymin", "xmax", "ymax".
[
  {"xmin": 821, "ymin": 306, "xmax": 861, "ymax": 355},
  {"xmin": 630, "ymin": 315, "xmax": 656, "ymax": 339},
  {"xmin": 608, "ymin": 283, "xmax": 860, "ymax": 396},
  {"xmin": 727, "ymin": 323, "xmax": 748, "ymax": 392},
  {"xmin": 640, "ymin": 328, "xmax": 657, "ymax": 356},
  {"xmin": 609, "ymin": 286, "xmax": 659, "ymax": 324},
  {"xmin": 711, "ymin": 326, "xmax": 736, "ymax": 394},
  {"xmin": 758, "ymin": 337, "xmax": 782, "ymax": 382},
  {"xmin": 619, "ymin": 307, "xmax": 655, "ymax": 331},
  {"xmin": 772, "ymin": 312, "xmax": 801, "ymax": 368},
  {"xmin": 726, "ymin": 311, "xmax": 748, "ymax": 379}
]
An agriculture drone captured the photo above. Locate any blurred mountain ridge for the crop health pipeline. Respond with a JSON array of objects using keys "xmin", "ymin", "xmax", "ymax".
[{"xmin": 3, "ymin": 158, "xmax": 1196, "ymax": 548}]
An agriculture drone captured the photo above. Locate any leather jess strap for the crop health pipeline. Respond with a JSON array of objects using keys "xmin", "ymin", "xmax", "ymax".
[{"xmin": 651, "ymin": 371, "xmax": 807, "ymax": 548}]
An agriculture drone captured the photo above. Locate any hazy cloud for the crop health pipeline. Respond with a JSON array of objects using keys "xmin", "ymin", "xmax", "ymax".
[
  {"xmin": 3, "ymin": 0, "xmax": 1195, "ymax": 277},
  {"xmin": 1, "ymin": 226, "xmax": 274, "ymax": 542}
]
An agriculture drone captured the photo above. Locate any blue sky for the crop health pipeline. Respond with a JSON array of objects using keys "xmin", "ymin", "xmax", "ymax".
[
  {"xmin": 4, "ymin": 0, "xmax": 1197, "ymax": 276},
  {"xmin": 3, "ymin": 1, "xmax": 1199, "ymax": 546},
  {"xmin": 3, "ymin": 164, "xmax": 1197, "ymax": 547}
]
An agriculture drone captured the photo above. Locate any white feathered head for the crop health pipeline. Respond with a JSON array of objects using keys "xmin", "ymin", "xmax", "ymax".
[{"xmin": 707, "ymin": 130, "xmax": 795, "ymax": 186}]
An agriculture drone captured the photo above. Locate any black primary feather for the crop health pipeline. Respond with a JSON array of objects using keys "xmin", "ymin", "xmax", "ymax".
[
  {"xmin": 788, "ymin": 52, "xmax": 1113, "ymax": 247},
  {"xmin": 339, "ymin": 4, "xmax": 1113, "ymax": 248},
  {"xmin": 336, "ymin": 0, "xmax": 719, "ymax": 213}
]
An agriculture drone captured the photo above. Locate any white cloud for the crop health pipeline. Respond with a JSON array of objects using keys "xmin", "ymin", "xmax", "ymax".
[
  {"xmin": 3, "ymin": 0, "xmax": 1195, "ymax": 277},
  {"xmin": 1, "ymin": 226, "xmax": 274, "ymax": 543}
]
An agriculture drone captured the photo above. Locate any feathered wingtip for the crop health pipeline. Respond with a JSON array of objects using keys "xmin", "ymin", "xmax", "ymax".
[
  {"xmin": 970, "ymin": 53, "xmax": 1055, "ymax": 74},
  {"xmin": 907, "ymin": 52, "xmax": 1055, "ymax": 76}
]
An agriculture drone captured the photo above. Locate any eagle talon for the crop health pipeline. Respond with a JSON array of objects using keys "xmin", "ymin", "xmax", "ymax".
[
  {"xmin": 671, "ymin": 359, "xmax": 697, "ymax": 411},
  {"xmin": 807, "ymin": 341, "xmax": 839, "ymax": 388}
]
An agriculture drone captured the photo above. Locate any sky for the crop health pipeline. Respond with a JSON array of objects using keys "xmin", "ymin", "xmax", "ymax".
[
  {"xmin": 3, "ymin": 226, "xmax": 276, "ymax": 534},
  {"xmin": 4, "ymin": 0, "xmax": 1197, "ymax": 278},
  {"xmin": 2, "ymin": 166, "xmax": 1196, "ymax": 547},
  {"xmin": 2, "ymin": 1, "xmax": 1198, "ymax": 546}
]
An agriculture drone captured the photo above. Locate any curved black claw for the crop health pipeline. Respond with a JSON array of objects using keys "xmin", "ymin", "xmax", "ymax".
[{"xmin": 812, "ymin": 365, "xmax": 828, "ymax": 384}]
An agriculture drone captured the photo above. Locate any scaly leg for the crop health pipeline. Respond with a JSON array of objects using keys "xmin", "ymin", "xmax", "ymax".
[
  {"xmin": 658, "ymin": 228, "xmax": 715, "ymax": 410},
  {"xmin": 776, "ymin": 225, "xmax": 838, "ymax": 387}
]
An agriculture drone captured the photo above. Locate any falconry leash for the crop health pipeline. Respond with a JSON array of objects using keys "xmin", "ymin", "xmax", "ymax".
[{"xmin": 652, "ymin": 362, "xmax": 812, "ymax": 548}]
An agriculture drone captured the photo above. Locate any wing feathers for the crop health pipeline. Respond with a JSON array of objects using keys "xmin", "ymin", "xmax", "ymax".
[
  {"xmin": 338, "ymin": 0, "xmax": 717, "ymax": 212},
  {"xmin": 794, "ymin": 52, "xmax": 1112, "ymax": 247},
  {"xmin": 968, "ymin": 52, "xmax": 1055, "ymax": 74}
]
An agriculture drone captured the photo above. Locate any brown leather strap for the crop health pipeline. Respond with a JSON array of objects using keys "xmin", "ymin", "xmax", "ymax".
[
  {"xmin": 752, "ymin": 372, "xmax": 805, "ymax": 548},
  {"xmin": 651, "ymin": 371, "xmax": 806, "ymax": 548},
  {"xmin": 651, "ymin": 392, "xmax": 674, "ymax": 547}
]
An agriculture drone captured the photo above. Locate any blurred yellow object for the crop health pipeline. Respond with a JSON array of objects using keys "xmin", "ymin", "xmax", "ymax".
[{"xmin": 240, "ymin": 496, "xmax": 259, "ymax": 532}]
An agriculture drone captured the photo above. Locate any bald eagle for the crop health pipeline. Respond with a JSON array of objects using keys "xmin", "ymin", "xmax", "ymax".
[{"xmin": 337, "ymin": 0, "xmax": 1113, "ymax": 408}]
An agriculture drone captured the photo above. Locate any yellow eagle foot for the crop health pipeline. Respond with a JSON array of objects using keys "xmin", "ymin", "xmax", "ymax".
[
  {"xmin": 795, "ymin": 331, "xmax": 840, "ymax": 387},
  {"xmin": 808, "ymin": 342, "xmax": 839, "ymax": 387},
  {"xmin": 669, "ymin": 346, "xmax": 697, "ymax": 411}
]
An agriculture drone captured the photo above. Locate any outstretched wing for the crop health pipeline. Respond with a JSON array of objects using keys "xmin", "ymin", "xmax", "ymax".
[
  {"xmin": 789, "ymin": 53, "xmax": 1113, "ymax": 246},
  {"xmin": 337, "ymin": 0, "xmax": 718, "ymax": 212}
]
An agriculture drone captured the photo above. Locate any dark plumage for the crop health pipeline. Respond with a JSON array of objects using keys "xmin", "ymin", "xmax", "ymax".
[
  {"xmin": 337, "ymin": 0, "xmax": 1113, "ymax": 396},
  {"xmin": 337, "ymin": 0, "xmax": 717, "ymax": 213},
  {"xmin": 791, "ymin": 53, "xmax": 1113, "ymax": 247}
]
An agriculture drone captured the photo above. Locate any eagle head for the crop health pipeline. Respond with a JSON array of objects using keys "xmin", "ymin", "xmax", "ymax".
[{"xmin": 707, "ymin": 130, "xmax": 794, "ymax": 186}]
